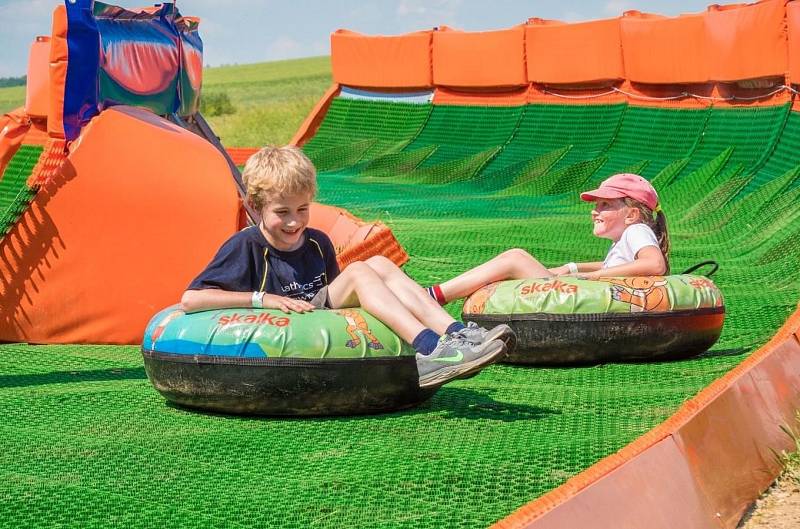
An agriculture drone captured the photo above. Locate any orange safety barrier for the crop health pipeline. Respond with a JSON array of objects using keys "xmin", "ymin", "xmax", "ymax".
[
  {"xmin": 621, "ymin": 11, "xmax": 708, "ymax": 84},
  {"xmin": 25, "ymin": 37, "xmax": 51, "ymax": 119},
  {"xmin": 432, "ymin": 26, "xmax": 527, "ymax": 87},
  {"xmin": 788, "ymin": 2, "xmax": 800, "ymax": 83},
  {"xmin": 525, "ymin": 18, "xmax": 624, "ymax": 85},
  {"xmin": 308, "ymin": 203, "xmax": 408, "ymax": 269},
  {"xmin": 331, "ymin": 29, "xmax": 433, "ymax": 88},
  {"xmin": 493, "ymin": 308, "xmax": 800, "ymax": 529},
  {"xmin": 706, "ymin": 0, "xmax": 789, "ymax": 82},
  {"xmin": 0, "ymin": 106, "xmax": 241, "ymax": 344},
  {"xmin": 47, "ymin": 5, "xmax": 67, "ymax": 139}
]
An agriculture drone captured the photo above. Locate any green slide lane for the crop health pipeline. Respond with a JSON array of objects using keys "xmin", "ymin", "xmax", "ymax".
[{"xmin": 1, "ymin": 100, "xmax": 799, "ymax": 528}]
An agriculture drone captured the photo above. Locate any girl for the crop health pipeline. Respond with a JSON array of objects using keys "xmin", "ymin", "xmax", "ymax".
[{"xmin": 426, "ymin": 173, "xmax": 670, "ymax": 304}]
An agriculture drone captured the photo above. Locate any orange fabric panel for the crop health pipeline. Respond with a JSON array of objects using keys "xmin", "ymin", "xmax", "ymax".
[
  {"xmin": 433, "ymin": 26, "xmax": 527, "ymax": 87},
  {"xmin": 621, "ymin": 12, "xmax": 708, "ymax": 84},
  {"xmin": 25, "ymin": 37, "xmax": 51, "ymax": 118},
  {"xmin": 788, "ymin": 2, "xmax": 800, "ymax": 83},
  {"xmin": 525, "ymin": 18, "xmax": 624, "ymax": 84},
  {"xmin": 0, "ymin": 106, "xmax": 240, "ymax": 344},
  {"xmin": 47, "ymin": 6, "xmax": 68, "ymax": 139},
  {"xmin": 433, "ymin": 86, "xmax": 529, "ymax": 106},
  {"xmin": 706, "ymin": 0, "xmax": 789, "ymax": 82},
  {"xmin": 331, "ymin": 30, "xmax": 432, "ymax": 88}
]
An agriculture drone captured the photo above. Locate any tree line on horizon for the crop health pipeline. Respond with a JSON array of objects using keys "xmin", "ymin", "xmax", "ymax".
[{"xmin": 0, "ymin": 76, "xmax": 26, "ymax": 88}]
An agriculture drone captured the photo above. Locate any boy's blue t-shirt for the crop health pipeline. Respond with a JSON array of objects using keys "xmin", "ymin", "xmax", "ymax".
[{"xmin": 188, "ymin": 226, "xmax": 340, "ymax": 301}]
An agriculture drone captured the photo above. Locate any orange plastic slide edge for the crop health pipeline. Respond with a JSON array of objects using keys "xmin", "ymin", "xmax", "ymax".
[
  {"xmin": 289, "ymin": 84, "xmax": 341, "ymax": 147},
  {"xmin": 492, "ymin": 306, "xmax": 800, "ymax": 529}
]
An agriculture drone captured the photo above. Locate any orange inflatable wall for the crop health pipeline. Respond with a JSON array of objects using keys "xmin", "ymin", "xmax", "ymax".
[
  {"xmin": 621, "ymin": 12, "xmax": 708, "ymax": 84},
  {"xmin": 331, "ymin": 29, "xmax": 432, "ymax": 88},
  {"xmin": 25, "ymin": 37, "xmax": 51, "ymax": 118},
  {"xmin": 525, "ymin": 18, "xmax": 624, "ymax": 84},
  {"xmin": 48, "ymin": 6, "xmax": 67, "ymax": 139},
  {"xmin": 790, "ymin": 2, "xmax": 800, "ymax": 82},
  {"xmin": 706, "ymin": 0, "xmax": 788, "ymax": 82},
  {"xmin": 330, "ymin": 0, "xmax": 796, "ymax": 91},
  {"xmin": 432, "ymin": 26, "xmax": 527, "ymax": 87},
  {"xmin": 0, "ymin": 107, "xmax": 240, "ymax": 344}
]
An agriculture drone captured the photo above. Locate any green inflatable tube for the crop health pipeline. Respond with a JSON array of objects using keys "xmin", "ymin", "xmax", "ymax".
[
  {"xmin": 461, "ymin": 275, "xmax": 725, "ymax": 365},
  {"xmin": 142, "ymin": 305, "xmax": 436, "ymax": 415}
]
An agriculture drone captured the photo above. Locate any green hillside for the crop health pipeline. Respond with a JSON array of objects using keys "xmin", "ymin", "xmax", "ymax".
[{"xmin": 0, "ymin": 56, "xmax": 331, "ymax": 147}]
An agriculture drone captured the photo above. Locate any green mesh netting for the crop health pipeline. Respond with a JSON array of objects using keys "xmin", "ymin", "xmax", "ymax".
[
  {"xmin": 0, "ymin": 144, "xmax": 42, "ymax": 237},
  {"xmin": 2, "ymin": 99, "xmax": 800, "ymax": 528}
]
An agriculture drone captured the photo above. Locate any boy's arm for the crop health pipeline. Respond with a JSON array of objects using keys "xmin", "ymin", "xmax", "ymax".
[{"xmin": 181, "ymin": 289, "xmax": 314, "ymax": 313}]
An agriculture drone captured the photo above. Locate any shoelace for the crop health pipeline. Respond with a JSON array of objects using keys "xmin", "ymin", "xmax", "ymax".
[
  {"xmin": 440, "ymin": 333, "xmax": 477, "ymax": 349},
  {"xmin": 451, "ymin": 323, "xmax": 484, "ymax": 345}
]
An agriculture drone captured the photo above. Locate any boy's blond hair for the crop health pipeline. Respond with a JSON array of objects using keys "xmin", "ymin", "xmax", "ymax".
[{"xmin": 242, "ymin": 145, "xmax": 317, "ymax": 210}]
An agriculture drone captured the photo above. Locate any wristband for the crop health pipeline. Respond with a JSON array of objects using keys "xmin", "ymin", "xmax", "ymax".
[
  {"xmin": 566, "ymin": 262, "xmax": 579, "ymax": 274},
  {"xmin": 251, "ymin": 291, "xmax": 265, "ymax": 308}
]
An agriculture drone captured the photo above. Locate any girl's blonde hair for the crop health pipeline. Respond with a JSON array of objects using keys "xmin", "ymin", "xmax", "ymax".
[
  {"xmin": 625, "ymin": 198, "xmax": 671, "ymax": 274},
  {"xmin": 242, "ymin": 145, "xmax": 317, "ymax": 210}
]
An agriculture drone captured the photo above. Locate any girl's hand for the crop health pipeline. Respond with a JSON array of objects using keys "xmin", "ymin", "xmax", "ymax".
[
  {"xmin": 548, "ymin": 264, "xmax": 571, "ymax": 275},
  {"xmin": 261, "ymin": 294, "xmax": 315, "ymax": 313}
]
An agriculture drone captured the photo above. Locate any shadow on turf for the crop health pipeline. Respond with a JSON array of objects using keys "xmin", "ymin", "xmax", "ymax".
[
  {"xmin": 0, "ymin": 367, "xmax": 147, "ymax": 388},
  {"xmin": 164, "ymin": 386, "xmax": 558, "ymax": 423}
]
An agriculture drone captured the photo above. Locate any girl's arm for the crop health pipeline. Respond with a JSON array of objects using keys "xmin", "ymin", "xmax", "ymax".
[
  {"xmin": 549, "ymin": 261, "xmax": 604, "ymax": 275},
  {"xmin": 575, "ymin": 246, "xmax": 667, "ymax": 279},
  {"xmin": 181, "ymin": 289, "xmax": 315, "ymax": 313}
]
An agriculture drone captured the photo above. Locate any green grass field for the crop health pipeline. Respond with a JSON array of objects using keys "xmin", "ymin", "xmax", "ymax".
[{"xmin": 0, "ymin": 56, "xmax": 331, "ymax": 147}]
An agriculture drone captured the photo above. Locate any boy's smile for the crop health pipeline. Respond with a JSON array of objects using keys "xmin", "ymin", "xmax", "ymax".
[{"xmin": 259, "ymin": 192, "xmax": 312, "ymax": 251}]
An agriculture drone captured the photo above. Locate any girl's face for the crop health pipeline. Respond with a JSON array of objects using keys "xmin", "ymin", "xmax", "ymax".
[
  {"xmin": 259, "ymin": 192, "xmax": 312, "ymax": 251},
  {"xmin": 591, "ymin": 198, "xmax": 638, "ymax": 241}
]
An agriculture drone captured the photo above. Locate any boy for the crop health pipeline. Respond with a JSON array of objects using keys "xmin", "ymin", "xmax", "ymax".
[{"xmin": 182, "ymin": 145, "xmax": 512, "ymax": 389}]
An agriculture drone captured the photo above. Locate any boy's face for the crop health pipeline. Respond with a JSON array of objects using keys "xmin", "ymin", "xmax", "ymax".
[{"xmin": 259, "ymin": 192, "xmax": 312, "ymax": 251}]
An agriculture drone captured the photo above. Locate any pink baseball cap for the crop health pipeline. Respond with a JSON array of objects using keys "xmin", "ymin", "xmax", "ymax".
[{"xmin": 580, "ymin": 173, "xmax": 659, "ymax": 210}]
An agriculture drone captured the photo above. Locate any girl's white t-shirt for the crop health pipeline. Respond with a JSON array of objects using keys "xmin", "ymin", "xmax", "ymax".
[{"xmin": 602, "ymin": 223, "xmax": 660, "ymax": 269}]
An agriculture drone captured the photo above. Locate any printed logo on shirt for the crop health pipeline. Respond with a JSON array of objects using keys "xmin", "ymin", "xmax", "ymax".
[{"xmin": 281, "ymin": 273, "xmax": 326, "ymax": 300}]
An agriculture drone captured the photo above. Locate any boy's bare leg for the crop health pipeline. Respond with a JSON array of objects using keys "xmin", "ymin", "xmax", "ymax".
[
  {"xmin": 363, "ymin": 256, "xmax": 455, "ymax": 335},
  {"xmin": 436, "ymin": 248, "xmax": 553, "ymax": 302},
  {"xmin": 326, "ymin": 261, "xmax": 429, "ymax": 343}
]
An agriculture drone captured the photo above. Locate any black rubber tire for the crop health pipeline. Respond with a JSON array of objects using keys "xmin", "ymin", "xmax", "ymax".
[
  {"xmin": 142, "ymin": 351, "xmax": 437, "ymax": 416},
  {"xmin": 462, "ymin": 308, "xmax": 724, "ymax": 365}
]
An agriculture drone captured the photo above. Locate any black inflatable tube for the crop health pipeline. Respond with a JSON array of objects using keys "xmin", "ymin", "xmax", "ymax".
[
  {"xmin": 142, "ymin": 350, "xmax": 437, "ymax": 416},
  {"xmin": 464, "ymin": 307, "xmax": 725, "ymax": 365}
]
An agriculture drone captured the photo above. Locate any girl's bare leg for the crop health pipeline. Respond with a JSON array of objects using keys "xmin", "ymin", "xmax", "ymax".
[{"xmin": 437, "ymin": 248, "xmax": 553, "ymax": 302}]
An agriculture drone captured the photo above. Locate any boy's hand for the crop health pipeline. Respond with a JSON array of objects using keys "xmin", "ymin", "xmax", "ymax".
[{"xmin": 261, "ymin": 294, "xmax": 315, "ymax": 313}]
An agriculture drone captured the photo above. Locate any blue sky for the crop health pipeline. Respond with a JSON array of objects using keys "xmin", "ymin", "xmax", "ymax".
[{"xmin": 1, "ymin": 0, "xmax": 713, "ymax": 78}]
